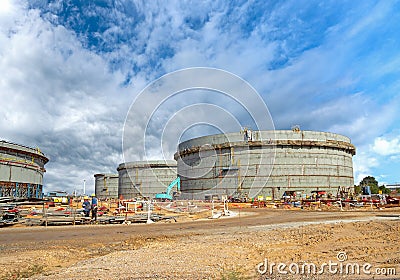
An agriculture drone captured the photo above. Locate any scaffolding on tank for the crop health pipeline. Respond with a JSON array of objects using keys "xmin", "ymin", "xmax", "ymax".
[{"xmin": 0, "ymin": 181, "xmax": 43, "ymax": 199}]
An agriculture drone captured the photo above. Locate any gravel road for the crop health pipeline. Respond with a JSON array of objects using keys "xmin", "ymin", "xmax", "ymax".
[{"xmin": 1, "ymin": 208, "xmax": 399, "ymax": 279}]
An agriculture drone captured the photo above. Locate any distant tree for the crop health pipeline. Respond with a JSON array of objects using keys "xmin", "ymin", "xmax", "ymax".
[
  {"xmin": 359, "ymin": 176, "xmax": 379, "ymax": 194},
  {"xmin": 359, "ymin": 176, "xmax": 378, "ymax": 187},
  {"xmin": 354, "ymin": 185, "xmax": 361, "ymax": 194},
  {"xmin": 358, "ymin": 176, "xmax": 392, "ymax": 194},
  {"xmin": 378, "ymin": 185, "xmax": 391, "ymax": 194}
]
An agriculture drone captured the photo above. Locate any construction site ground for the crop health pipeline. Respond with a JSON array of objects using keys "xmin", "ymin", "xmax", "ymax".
[{"xmin": 0, "ymin": 207, "xmax": 399, "ymax": 279}]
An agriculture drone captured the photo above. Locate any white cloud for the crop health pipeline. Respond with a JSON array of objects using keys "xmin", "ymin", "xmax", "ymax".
[
  {"xmin": 372, "ymin": 136, "xmax": 400, "ymax": 156},
  {"xmin": 1, "ymin": 0, "xmax": 400, "ymax": 192},
  {"xmin": 0, "ymin": 0, "xmax": 12, "ymax": 14},
  {"xmin": 0, "ymin": 2, "xmax": 131, "ymax": 193},
  {"xmin": 345, "ymin": 2, "xmax": 388, "ymax": 38},
  {"xmin": 353, "ymin": 150, "xmax": 379, "ymax": 184},
  {"xmin": 353, "ymin": 133, "xmax": 400, "ymax": 185}
]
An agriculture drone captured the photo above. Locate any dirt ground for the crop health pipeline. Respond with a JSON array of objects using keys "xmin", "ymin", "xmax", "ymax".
[{"xmin": 0, "ymin": 208, "xmax": 399, "ymax": 279}]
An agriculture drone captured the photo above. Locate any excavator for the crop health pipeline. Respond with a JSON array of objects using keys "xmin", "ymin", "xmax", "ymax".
[{"xmin": 155, "ymin": 177, "xmax": 180, "ymax": 201}]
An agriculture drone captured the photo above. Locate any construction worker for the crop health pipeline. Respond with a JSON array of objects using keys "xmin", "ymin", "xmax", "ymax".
[
  {"xmin": 91, "ymin": 193, "xmax": 98, "ymax": 221},
  {"xmin": 82, "ymin": 196, "xmax": 91, "ymax": 217}
]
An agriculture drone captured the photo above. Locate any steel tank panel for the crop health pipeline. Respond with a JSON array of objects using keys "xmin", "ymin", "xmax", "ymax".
[
  {"xmin": 9, "ymin": 165, "xmax": 44, "ymax": 184},
  {"xmin": 175, "ymin": 130, "xmax": 355, "ymax": 200},
  {"xmin": 94, "ymin": 173, "xmax": 118, "ymax": 199},
  {"xmin": 117, "ymin": 160, "xmax": 177, "ymax": 199}
]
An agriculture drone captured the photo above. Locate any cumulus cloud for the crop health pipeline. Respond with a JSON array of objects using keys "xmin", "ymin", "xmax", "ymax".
[
  {"xmin": 1, "ymin": 0, "xmax": 400, "ymax": 193},
  {"xmin": 353, "ymin": 150, "xmax": 379, "ymax": 184},
  {"xmin": 0, "ymin": 1, "xmax": 131, "ymax": 192},
  {"xmin": 353, "ymin": 133, "xmax": 400, "ymax": 185},
  {"xmin": 372, "ymin": 136, "xmax": 400, "ymax": 156}
]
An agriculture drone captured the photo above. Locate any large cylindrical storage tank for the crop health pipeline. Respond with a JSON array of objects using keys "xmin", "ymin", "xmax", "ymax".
[
  {"xmin": 117, "ymin": 160, "xmax": 177, "ymax": 199},
  {"xmin": 0, "ymin": 141, "xmax": 49, "ymax": 198},
  {"xmin": 94, "ymin": 173, "xmax": 118, "ymax": 199},
  {"xmin": 174, "ymin": 130, "xmax": 356, "ymax": 200}
]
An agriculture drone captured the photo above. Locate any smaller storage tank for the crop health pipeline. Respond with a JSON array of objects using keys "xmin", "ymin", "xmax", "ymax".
[
  {"xmin": 0, "ymin": 141, "xmax": 49, "ymax": 198},
  {"xmin": 117, "ymin": 160, "xmax": 177, "ymax": 199},
  {"xmin": 94, "ymin": 173, "xmax": 118, "ymax": 199}
]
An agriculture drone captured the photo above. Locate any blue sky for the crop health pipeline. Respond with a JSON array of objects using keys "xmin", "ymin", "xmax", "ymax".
[{"xmin": 1, "ymin": 0, "xmax": 400, "ymax": 193}]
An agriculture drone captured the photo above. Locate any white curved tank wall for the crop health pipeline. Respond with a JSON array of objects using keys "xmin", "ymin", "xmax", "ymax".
[
  {"xmin": 175, "ymin": 130, "xmax": 355, "ymax": 200},
  {"xmin": 94, "ymin": 173, "xmax": 118, "ymax": 199},
  {"xmin": 117, "ymin": 160, "xmax": 177, "ymax": 199}
]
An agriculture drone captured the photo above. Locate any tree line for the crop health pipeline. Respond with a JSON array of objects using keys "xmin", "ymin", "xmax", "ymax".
[{"xmin": 354, "ymin": 176, "xmax": 395, "ymax": 194}]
